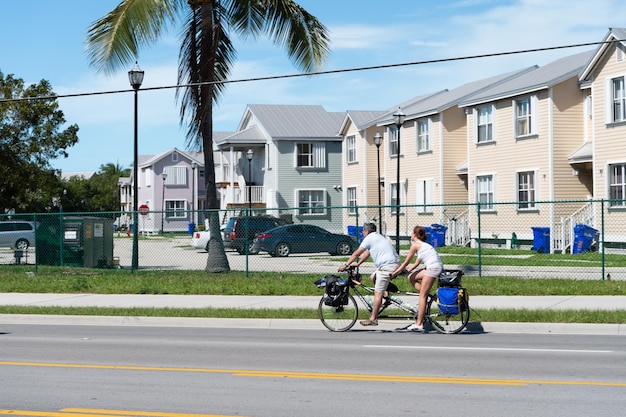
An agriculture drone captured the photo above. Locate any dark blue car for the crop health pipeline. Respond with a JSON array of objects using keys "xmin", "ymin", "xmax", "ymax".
[{"xmin": 252, "ymin": 224, "xmax": 356, "ymax": 257}]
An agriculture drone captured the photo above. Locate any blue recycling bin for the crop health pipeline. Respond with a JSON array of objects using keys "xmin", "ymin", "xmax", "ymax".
[
  {"xmin": 347, "ymin": 225, "xmax": 364, "ymax": 241},
  {"xmin": 572, "ymin": 224, "xmax": 598, "ymax": 254},
  {"xmin": 531, "ymin": 227, "xmax": 550, "ymax": 253},
  {"xmin": 188, "ymin": 222, "xmax": 196, "ymax": 234},
  {"xmin": 428, "ymin": 223, "xmax": 448, "ymax": 248}
]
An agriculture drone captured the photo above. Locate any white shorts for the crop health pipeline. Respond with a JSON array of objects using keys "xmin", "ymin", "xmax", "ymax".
[{"xmin": 374, "ymin": 263, "xmax": 400, "ymax": 293}]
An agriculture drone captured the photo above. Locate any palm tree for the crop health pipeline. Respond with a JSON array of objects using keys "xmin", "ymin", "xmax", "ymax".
[{"xmin": 86, "ymin": 0, "xmax": 330, "ymax": 272}]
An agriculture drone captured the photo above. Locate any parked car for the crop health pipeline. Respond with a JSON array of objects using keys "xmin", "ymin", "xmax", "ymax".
[
  {"xmin": 253, "ymin": 224, "xmax": 356, "ymax": 257},
  {"xmin": 0, "ymin": 220, "xmax": 36, "ymax": 249},
  {"xmin": 221, "ymin": 216, "xmax": 237, "ymax": 250},
  {"xmin": 227, "ymin": 215, "xmax": 290, "ymax": 255},
  {"xmin": 190, "ymin": 230, "xmax": 211, "ymax": 251}
]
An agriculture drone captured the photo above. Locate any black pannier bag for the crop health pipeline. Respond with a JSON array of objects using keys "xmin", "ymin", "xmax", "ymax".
[
  {"xmin": 438, "ymin": 269, "xmax": 463, "ymax": 287},
  {"xmin": 322, "ymin": 275, "xmax": 349, "ymax": 307}
]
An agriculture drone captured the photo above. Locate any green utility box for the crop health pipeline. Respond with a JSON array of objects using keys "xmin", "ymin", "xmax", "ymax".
[{"xmin": 36, "ymin": 216, "xmax": 114, "ymax": 268}]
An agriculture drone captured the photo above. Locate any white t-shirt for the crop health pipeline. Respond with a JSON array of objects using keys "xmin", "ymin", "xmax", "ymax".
[{"xmin": 360, "ymin": 232, "xmax": 400, "ymax": 268}]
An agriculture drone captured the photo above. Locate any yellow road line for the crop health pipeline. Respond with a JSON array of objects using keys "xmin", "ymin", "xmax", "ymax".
[
  {"xmin": 2, "ymin": 361, "xmax": 625, "ymax": 387},
  {"xmin": 0, "ymin": 409, "xmax": 241, "ymax": 417}
]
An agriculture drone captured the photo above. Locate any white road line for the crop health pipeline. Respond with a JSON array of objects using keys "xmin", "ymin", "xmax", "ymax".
[{"xmin": 364, "ymin": 345, "xmax": 613, "ymax": 354}]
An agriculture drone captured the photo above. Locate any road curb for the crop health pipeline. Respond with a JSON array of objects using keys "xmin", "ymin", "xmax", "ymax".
[{"xmin": 1, "ymin": 314, "xmax": 624, "ymax": 335}]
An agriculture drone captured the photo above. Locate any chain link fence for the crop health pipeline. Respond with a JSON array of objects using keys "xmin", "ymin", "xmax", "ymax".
[{"xmin": 2, "ymin": 199, "xmax": 624, "ymax": 280}]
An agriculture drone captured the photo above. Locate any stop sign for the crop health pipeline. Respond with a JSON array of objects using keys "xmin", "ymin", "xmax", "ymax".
[{"xmin": 138, "ymin": 204, "xmax": 150, "ymax": 216}]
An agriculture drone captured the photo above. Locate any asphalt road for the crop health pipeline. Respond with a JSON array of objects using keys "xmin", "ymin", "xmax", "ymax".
[{"xmin": 2, "ymin": 323, "xmax": 625, "ymax": 416}]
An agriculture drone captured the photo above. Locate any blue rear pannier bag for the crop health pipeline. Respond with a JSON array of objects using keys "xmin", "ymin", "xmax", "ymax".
[{"xmin": 437, "ymin": 287, "xmax": 460, "ymax": 315}]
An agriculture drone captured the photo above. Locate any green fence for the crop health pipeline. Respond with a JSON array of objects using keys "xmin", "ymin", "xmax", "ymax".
[{"xmin": 1, "ymin": 199, "xmax": 625, "ymax": 280}]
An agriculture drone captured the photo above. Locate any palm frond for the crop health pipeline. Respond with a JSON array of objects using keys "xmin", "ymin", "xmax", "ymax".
[{"xmin": 86, "ymin": 0, "xmax": 186, "ymax": 74}]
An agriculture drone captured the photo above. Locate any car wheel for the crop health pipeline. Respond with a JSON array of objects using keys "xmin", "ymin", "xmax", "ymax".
[
  {"xmin": 336, "ymin": 241, "xmax": 353, "ymax": 256},
  {"xmin": 15, "ymin": 239, "xmax": 29, "ymax": 250},
  {"xmin": 274, "ymin": 242, "xmax": 291, "ymax": 257}
]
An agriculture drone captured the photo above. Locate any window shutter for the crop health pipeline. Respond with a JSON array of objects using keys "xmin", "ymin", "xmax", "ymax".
[
  {"xmin": 313, "ymin": 142, "xmax": 326, "ymax": 168},
  {"xmin": 605, "ymin": 78, "xmax": 612, "ymax": 124},
  {"xmin": 531, "ymin": 95, "xmax": 539, "ymax": 134}
]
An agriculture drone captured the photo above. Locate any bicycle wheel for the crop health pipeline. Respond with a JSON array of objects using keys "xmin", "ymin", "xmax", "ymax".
[
  {"xmin": 427, "ymin": 293, "xmax": 470, "ymax": 334},
  {"xmin": 318, "ymin": 294, "xmax": 358, "ymax": 332}
]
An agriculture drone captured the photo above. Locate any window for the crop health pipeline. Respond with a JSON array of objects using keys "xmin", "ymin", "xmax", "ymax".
[
  {"xmin": 612, "ymin": 77, "xmax": 626, "ymax": 122},
  {"xmin": 346, "ymin": 135, "xmax": 357, "ymax": 163},
  {"xmin": 389, "ymin": 126, "xmax": 399, "ymax": 157},
  {"xmin": 515, "ymin": 97, "xmax": 532, "ymax": 136},
  {"xmin": 165, "ymin": 200, "xmax": 186, "ymax": 218},
  {"xmin": 477, "ymin": 106, "xmax": 493, "ymax": 143},
  {"xmin": 390, "ymin": 182, "xmax": 405, "ymax": 215},
  {"xmin": 416, "ymin": 120, "xmax": 430, "ymax": 152},
  {"xmin": 163, "ymin": 166, "xmax": 188, "ymax": 186},
  {"xmin": 517, "ymin": 171, "xmax": 536, "ymax": 209},
  {"xmin": 296, "ymin": 142, "xmax": 326, "ymax": 168},
  {"xmin": 416, "ymin": 179, "xmax": 433, "ymax": 214},
  {"xmin": 609, "ymin": 164, "xmax": 626, "ymax": 207},
  {"xmin": 298, "ymin": 190, "xmax": 326, "ymax": 215},
  {"xmin": 347, "ymin": 187, "xmax": 357, "ymax": 215},
  {"xmin": 171, "ymin": 152, "xmax": 178, "ymax": 162},
  {"xmin": 476, "ymin": 175, "xmax": 494, "ymax": 211}
]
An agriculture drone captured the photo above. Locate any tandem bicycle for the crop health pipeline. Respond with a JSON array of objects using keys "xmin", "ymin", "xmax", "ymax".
[{"xmin": 314, "ymin": 265, "xmax": 470, "ymax": 333}]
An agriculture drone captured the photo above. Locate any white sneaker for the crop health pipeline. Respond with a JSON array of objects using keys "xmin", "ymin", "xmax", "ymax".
[{"xmin": 406, "ymin": 324, "xmax": 424, "ymax": 332}]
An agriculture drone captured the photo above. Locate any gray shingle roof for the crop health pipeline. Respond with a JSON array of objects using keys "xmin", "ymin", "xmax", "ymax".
[
  {"xmin": 246, "ymin": 104, "xmax": 343, "ymax": 139},
  {"xmin": 458, "ymin": 49, "xmax": 595, "ymax": 107}
]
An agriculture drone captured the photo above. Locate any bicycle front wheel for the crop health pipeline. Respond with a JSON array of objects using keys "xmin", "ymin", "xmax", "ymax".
[
  {"xmin": 427, "ymin": 294, "xmax": 470, "ymax": 334},
  {"xmin": 318, "ymin": 294, "xmax": 358, "ymax": 332}
]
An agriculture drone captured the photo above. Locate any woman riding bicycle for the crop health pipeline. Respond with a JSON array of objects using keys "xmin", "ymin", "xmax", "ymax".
[{"xmin": 392, "ymin": 225, "xmax": 443, "ymax": 332}]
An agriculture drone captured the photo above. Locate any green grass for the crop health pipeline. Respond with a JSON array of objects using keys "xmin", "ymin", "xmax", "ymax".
[{"xmin": 0, "ymin": 263, "xmax": 624, "ymax": 323}]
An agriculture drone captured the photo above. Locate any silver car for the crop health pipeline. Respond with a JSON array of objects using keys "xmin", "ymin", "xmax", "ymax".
[{"xmin": 0, "ymin": 220, "xmax": 36, "ymax": 249}]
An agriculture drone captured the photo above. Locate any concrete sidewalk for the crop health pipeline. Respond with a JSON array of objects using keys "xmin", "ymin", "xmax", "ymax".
[{"xmin": 0, "ymin": 293, "xmax": 625, "ymax": 335}]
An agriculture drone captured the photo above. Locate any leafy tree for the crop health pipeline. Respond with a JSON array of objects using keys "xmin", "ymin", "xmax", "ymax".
[
  {"xmin": 60, "ymin": 162, "xmax": 130, "ymax": 213},
  {"xmin": 86, "ymin": 0, "xmax": 330, "ymax": 272},
  {"xmin": 0, "ymin": 71, "xmax": 79, "ymax": 213}
]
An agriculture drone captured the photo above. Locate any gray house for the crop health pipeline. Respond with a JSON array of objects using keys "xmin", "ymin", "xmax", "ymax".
[{"xmin": 215, "ymin": 104, "xmax": 345, "ymax": 232}]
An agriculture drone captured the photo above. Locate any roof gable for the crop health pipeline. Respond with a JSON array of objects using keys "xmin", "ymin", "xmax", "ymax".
[
  {"xmin": 244, "ymin": 104, "xmax": 343, "ymax": 139},
  {"xmin": 580, "ymin": 27, "xmax": 626, "ymax": 81}
]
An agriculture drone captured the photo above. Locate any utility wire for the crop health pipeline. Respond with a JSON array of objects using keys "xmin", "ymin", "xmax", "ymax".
[{"xmin": 0, "ymin": 39, "xmax": 618, "ymax": 104}]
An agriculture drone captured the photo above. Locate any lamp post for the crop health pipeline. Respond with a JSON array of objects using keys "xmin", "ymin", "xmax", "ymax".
[
  {"xmin": 191, "ymin": 161, "xmax": 197, "ymax": 229},
  {"xmin": 393, "ymin": 107, "xmax": 405, "ymax": 253},
  {"xmin": 161, "ymin": 172, "xmax": 168, "ymax": 234},
  {"xmin": 246, "ymin": 149, "xmax": 253, "ymax": 211},
  {"xmin": 128, "ymin": 62, "xmax": 144, "ymax": 271},
  {"xmin": 373, "ymin": 132, "xmax": 383, "ymax": 234}
]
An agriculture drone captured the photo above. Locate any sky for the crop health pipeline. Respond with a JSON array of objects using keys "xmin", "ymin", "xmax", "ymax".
[{"xmin": 1, "ymin": 0, "xmax": 625, "ymax": 173}]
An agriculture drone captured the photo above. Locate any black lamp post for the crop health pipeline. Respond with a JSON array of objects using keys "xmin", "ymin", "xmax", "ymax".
[
  {"xmin": 373, "ymin": 131, "xmax": 383, "ymax": 234},
  {"xmin": 393, "ymin": 107, "xmax": 405, "ymax": 253},
  {"xmin": 161, "ymin": 172, "xmax": 167, "ymax": 234},
  {"xmin": 191, "ymin": 161, "xmax": 197, "ymax": 229},
  {"xmin": 246, "ymin": 149, "xmax": 253, "ymax": 211},
  {"xmin": 128, "ymin": 62, "xmax": 144, "ymax": 271}
]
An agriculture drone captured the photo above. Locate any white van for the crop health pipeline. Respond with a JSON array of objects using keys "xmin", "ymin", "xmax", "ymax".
[{"xmin": 0, "ymin": 220, "xmax": 36, "ymax": 249}]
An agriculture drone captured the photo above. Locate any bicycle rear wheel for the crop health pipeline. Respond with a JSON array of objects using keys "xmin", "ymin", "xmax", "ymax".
[
  {"xmin": 318, "ymin": 293, "xmax": 358, "ymax": 332},
  {"xmin": 427, "ymin": 294, "xmax": 470, "ymax": 334}
]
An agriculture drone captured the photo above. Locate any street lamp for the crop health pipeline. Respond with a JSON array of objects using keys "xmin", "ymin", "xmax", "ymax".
[
  {"xmin": 128, "ymin": 62, "xmax": 144, "ymax": 271},
  {"xmin": 373, "ymin": 131, "xmax": 383, "ymax": 234},
  {"xmin": 246, "ymin": 149, "xmax": 253, "ymax": 211},
  {"xmin": 161, "ymin": 172, "xmax": 168, "ymax": 234},
  {"xmin": 191, "ymin": 161, "xmax": 197, "ymax": 229},
  {"xmin": 393, "ymin": 107, "xmax": 405, "ymax": 253}
]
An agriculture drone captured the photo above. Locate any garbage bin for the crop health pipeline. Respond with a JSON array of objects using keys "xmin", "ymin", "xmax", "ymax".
[
  {"xmin": 188, "ymin": 222, "xmax": 196, "ymax": 234},
  {"xmin": 572, "ymin": 224, "xmax": 598, "ymax": 254},
  {"xmin": 428, "ymin": 223, "xmax": 448, "ymax": 248},
  {"xmin": 347, "ymin": 226, "xmax": 364, "ymax": 242},
  {"xmin": 531, "ymin": 227, "xmax": 550, "ymax": 253}
]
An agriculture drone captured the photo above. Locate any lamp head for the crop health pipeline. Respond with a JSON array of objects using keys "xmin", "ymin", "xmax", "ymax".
[
  {"xmin": 373, "ymin": 132, "xmax": 383, "ymax": 147},
  {"xmin": 246, "ymin": 148, "xmax": 254, "ymax": 160},
  {"xmin": 128, "ymin": 62, "xmax": 144, "ymax": 90},
  {"xmin": 393, "ymin": 107, "xmax": 405, "ymax": 128}
]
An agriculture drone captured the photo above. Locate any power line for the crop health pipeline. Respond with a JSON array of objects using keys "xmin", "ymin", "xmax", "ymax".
[{"xmin": 0, "ymin": 39, "xmax": 617, "ymax": 104}]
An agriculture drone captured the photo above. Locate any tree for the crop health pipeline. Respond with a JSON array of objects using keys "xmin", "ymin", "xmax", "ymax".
[
  {"xmin": 59, "ymin": 162, "xmax": 129, "ymax": 213},
  {"xmin": 0, "ymin": 71, "xmax": 79, "ymax": 214},
  {"xmin": 86, "ymin": 0, "xmax": 330, "ymax": 272}
]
